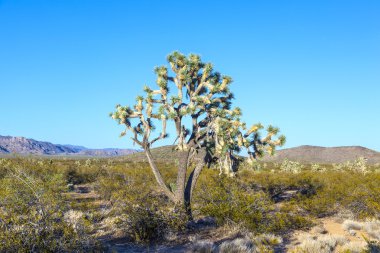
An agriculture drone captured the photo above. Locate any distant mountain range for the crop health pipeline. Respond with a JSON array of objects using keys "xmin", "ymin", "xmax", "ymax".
[
  {"xmin": 121, "ymin": 145, "xmax": 380, "ymax": 164},
  {"xmin": 264, "ymin": 145, "xmax": 380, "ymax": 164},
  {"xmin": 0, "ymin": 135, "xmax": 138, "ymax": 157},
  {"xmin": 1, "ymin": 135, "xmax": 379, "ymax": 163}
]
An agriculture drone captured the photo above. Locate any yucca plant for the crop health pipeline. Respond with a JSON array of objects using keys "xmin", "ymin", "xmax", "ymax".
[{"xmin": 111, "ymin": 51, "xmax": 285, "ymax": 218}]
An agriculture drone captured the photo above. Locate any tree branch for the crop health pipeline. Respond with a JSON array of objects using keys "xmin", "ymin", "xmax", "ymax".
[{"xmin": 144, "ymin": 149, "xmax": 176, "ymax": 202}]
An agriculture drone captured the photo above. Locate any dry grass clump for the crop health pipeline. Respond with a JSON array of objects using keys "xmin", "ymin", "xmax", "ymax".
[
  {"xmin": 342, "ymin": 219, "xmax": 380, "ymax": 240},
  {"xmin": 291, "ymin": 234, "xmax": 347, "ymax": 253},
  {"xmin": 342, "ymin": 219, "xmax": 363, "ymax": 231},
  {"xmin": 189, "ymin": 233, "xmax": 282, "ymax": 253},
  {"xmin": 189, "ymin": 240, "xmax": 216, "ymax": 253},
  {"xmin": 219, "ymin": 238, "xmax": 256, "ymax": 253},
  {"xmin": 310, "ymin": 225, "xmax": 327, "ymax": 234},
  {"xmin": 339, "ymin": 241, "xmax": 367, "ymax": 253},
  {"xmin": 364, "ymin": 221, "xmax": 380, "ymax": 240},
  {"xmin": 253, "ymin": 233, "xmax": 283, "ymax": 246}
]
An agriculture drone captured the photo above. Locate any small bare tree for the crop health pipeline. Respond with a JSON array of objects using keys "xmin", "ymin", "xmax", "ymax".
[{"xmin": 111, "ymin": 52, "xmax": 285, "ymax": 218}]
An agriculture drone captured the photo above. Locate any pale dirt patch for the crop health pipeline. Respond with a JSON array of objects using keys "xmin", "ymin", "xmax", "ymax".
[
  {"xmin": 288, "ymin": 217, "xmax": 375, "ymax": 252},
  {"xmin": 321, "ymin": 218, "xmax": 369, "ymax": 242}
]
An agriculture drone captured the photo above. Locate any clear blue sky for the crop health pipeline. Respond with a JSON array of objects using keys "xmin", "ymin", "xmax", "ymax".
[{"xmin": 0, "ymin": 0, "xmax": 379, "ymax": 151}]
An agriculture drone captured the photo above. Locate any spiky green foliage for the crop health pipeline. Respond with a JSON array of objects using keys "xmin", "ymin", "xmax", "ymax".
[{"xmin": 111, "ymin": 51, "xmax": 284, "ymax": 168}]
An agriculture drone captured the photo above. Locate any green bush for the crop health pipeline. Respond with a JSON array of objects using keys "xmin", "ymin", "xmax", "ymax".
[
  {"xmin": 111, "ymin": 197, "xmax": 187, "ymax": 243},
  {"xmin": 0, "ymin": 166, "xmax": 102, "ymax": 252},
  {"xmin": 64, "ymin": 167, "xmax": 86, "ymax": 185},
  {"xmin": 125, "ymin": 205, "xmax": 168, "ymax": 242},
  {"xmin": 195, "ymin": 174, "xmax": 312, "ymax": 234}
]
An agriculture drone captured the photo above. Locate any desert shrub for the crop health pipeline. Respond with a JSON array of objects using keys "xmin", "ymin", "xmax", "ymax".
[
  {"xmin": 0, "ymin": 167, "xmax": 101, "ymax": 252},
  {"xmin": 331, "ymin": 162, "xmax": 344, "ymax": 171},
  {"xmin": 65, "ymin": 164, "xmax": 107, "ymax": 185},
  {"xmin": 280, "ymin": 159, "xmax": 304, "ymax": 173},
  {"xmin": 311, "ymin": 164, "xmax": 326, "ymax": 172},
  {"xmin": 95, "ymin": 161, "xmax": 178, "ymax": 206},
  {"xmin": 240, "ymin": 160, "xmax": 263, "ymax": 171},
  {"xmin": 95, "ymin": 166, "xmax": 154, "ymax": 204},
  {"xmin": 350, "ymin": 157, "xmax": 369, "ymax": 174},
  {"xmin": 240, "ymin": 170, "xmax": 322, "ymax": 203},
  {"xmin": 0, "ymin": 162, "xmax": 10, "ymax": 179},
  {"xmin": 95, "ymin": 164, "xmax": 187, "ymax": 243},
  {"xmin": 243, "ymin": 168, "xmax": 380, "ymax": 219},
  {"xmin": 64, "ymin": 167, "xmax": 87, "ymax": 185},
  {"xmin": 195, "ymin": 174, "xmax": 311, "ymax": 234},
  {"xmin": 116, "ymin": 201, "xmax": 187, "ymax": 243},
  {"xmin": 330, "ymin": 157, "xmax": 369, "ymax": 174},
  {"xmin": 124, "ymin": 205, "xmax": 168, "ymax": 242}
]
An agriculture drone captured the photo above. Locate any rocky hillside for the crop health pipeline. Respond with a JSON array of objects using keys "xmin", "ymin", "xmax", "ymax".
[
  {"xmin": 123, "ymin": 145, "xmax": 207, "ymax": 163},
  {"xmin": 77, "ymin": 148, "xmax": 139, "ymax": 157},
  {"xmin": 124, "ymin": 145, "xmax": 380, "ymax": 164},
  {"xmin": 123, "ymin": 145, "xmax": 177, "ymax": 162},
  {"xmin": 0, "ymin": 136, "xmax": 76, "ymax": 155},
  {"xmin": 0, "ymin": 135, "xmax": 138, "ymax": 157},
  {"xmin": 264, "ymin": 145, "xmax": 380, "ymax": 164}
]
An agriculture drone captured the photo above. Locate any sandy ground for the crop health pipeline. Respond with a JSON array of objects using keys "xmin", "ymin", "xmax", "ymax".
[{"xmin": 287, "ymin": 217, "xmax": 373, "ymax": 252}]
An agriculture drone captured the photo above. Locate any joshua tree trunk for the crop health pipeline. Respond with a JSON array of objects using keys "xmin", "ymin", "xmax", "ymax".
[
  {"xmin": 184, "ymin": 157, "xmax": 206, "ymax": 219},
  {"xmin": 175, "ymin": 150, "xmax": 190, "ymax": 204},
  {"xmin": 145, "ymin": 149, "xmax": 176, "ymax": 202},
  {"xmin": 145, "ymin": 147, "xmax": 206, "ymax": 219}
]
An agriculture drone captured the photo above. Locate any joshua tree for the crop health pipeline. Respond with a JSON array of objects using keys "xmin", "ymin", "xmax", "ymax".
[{"xmin": 111, "ymin": 51, "xmax": 285, "ymax": 218}]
